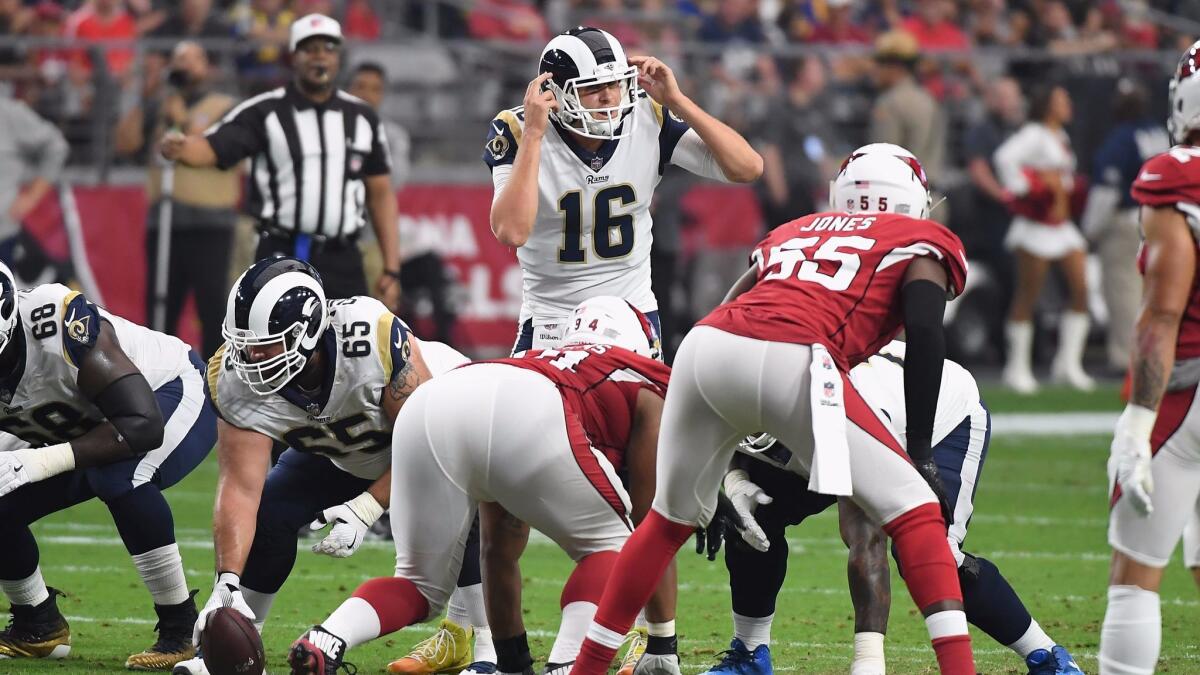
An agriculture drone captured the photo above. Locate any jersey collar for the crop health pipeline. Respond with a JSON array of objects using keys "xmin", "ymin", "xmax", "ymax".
[
  {"xmin": 278, "ymin": 329, "xmax": 337, "ymax": 416},
  {"xmin": 553, "ymin": 119, "xmax": 623, "ymax": 173}
]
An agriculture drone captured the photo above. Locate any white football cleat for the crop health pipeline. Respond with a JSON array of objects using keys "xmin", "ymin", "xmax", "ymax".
[{"xmin": 171, "ymin": 655, "xmax": 210, "ymax": 675}]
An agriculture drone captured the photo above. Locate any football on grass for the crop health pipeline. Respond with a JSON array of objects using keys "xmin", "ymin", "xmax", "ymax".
[{"xmin": 201, "ymin": 607, "xmax": 265, "ymax": 675}]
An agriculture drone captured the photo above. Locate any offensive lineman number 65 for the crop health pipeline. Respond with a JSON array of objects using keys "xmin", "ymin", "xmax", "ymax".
[{"xmin": 752, "ymin": 236, "xmax": 875, "ymax": 292}]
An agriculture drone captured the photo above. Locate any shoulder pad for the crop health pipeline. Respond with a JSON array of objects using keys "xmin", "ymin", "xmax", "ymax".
[{"xmin": 1131, "ymin": 147, "xmax": 1200, "ymax": 209}]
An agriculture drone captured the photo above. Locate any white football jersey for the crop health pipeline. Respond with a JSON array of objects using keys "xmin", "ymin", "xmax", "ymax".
[
  {"xmin": 209, "ymin": 296, "xmax": 468, "ymax": 479},
  {"xmin": 485, "ymin": 95, "xmax": 700, "ymax": 323},
  {"xmin": 0, "ymin": 284, "xmax": 193, "ymax": 446},
  {"xmin": 847, "ymin": 340, "xmax": 981, "ymax": 448}
]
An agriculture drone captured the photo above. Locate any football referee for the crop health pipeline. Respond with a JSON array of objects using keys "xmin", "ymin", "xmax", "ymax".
[{"xmin": 161, "ymin": 13, "xmax": 399, "ymax": 306}]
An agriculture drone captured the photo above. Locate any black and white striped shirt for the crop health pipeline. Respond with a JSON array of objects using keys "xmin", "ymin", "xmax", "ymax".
[{"xmin": 205, "ymin": 83, "xmax": 391, "ymax": 240}]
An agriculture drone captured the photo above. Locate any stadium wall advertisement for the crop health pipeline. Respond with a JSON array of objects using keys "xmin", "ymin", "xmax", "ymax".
[{"xmin": 25, "ymin": 183, "xmax": 762, "ymax": 352}]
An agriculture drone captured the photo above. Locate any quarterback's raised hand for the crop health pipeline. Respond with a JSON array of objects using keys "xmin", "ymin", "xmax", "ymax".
[
  {"xmin": 523, "ymin": 72, "xmax": 559, "ymax": 138},
  {"xmin": 1109, "ymin": 404, "xmax": 1156, "ymax": 516},
  {"xmin": 309, "ymin": 491, "xmax": 385, "ymax": 558},
  {"xmin": 629, "ymin": 55, "xmax": 682, "ymax": 107},
  {"xmin": 193, "ymin": 572, "xmax": 256, "ymax": 646}
]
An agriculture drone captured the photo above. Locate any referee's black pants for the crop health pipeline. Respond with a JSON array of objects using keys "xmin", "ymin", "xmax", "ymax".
[
  {"xmin": 255, "ymin": 231, "xmax": 368, "ymax": 300},
  {"xmin": 145, "ymin": 221, "xmax": 236, "ymax": 360}
]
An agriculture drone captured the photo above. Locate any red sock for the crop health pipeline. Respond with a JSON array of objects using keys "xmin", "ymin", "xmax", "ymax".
[
  {"xmin": 932, "ymin": 635, "xmax": 975, "ymax": 675},
  {"xmin": 884, "ymin": 503, "xmax": 962, "ymax": 607},
  {"xmin": 884, "ymin": 503, "xmax": 974, "ymax": 673},
  {"xmin": 351, "ymin": 576, "xmax": 429, "ymax": 635},
  {"xmin": 562, "ymin": 551, "xmax": 618, "ymax": 607},
  {"xmin": 571, "ymin": 511, "xmax": 693, "ymax": 675}
]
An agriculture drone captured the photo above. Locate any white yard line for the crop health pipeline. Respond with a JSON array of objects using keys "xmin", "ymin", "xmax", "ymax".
[{"xmin": 991, "ymin": 411, "xmax": 1118, "ymax": 436}]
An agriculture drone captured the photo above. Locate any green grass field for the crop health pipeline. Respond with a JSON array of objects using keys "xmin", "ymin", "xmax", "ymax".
[{"xmin": 5, "ymin": 383, "xmax": 1198, "ymax": 674}]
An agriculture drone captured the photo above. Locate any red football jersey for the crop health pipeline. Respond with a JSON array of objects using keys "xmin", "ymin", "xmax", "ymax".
[
  {"xmin": 700, "ymin": 211, "xmax": 967, "ymax": 370},
  {"xmin": 1131, "ymin": 145, "xmax": 1200, "ymax": 359},
  {"xmin": 478, "ymin": 345, "xmax": 670, "ymax": 470}
]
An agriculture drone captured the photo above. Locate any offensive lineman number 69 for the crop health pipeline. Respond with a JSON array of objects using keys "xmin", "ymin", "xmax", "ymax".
[{"xmin": 752, "ymin": 236, "xmax": 876, "ymax": 291}]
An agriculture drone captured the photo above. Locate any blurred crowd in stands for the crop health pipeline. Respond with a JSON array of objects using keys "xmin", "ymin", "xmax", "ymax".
[{"xmin": 0, "ymin": 0, "xmax": 1198, "ymax": 375}]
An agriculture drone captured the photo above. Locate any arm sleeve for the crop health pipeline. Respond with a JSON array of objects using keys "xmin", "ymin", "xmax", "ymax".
[
  {"xmin": 363, "ymin": 109, "xmax": 393, "ymax": 177},
  {"xmin": 900, "ymin": 279, "xmax": 947, "ymax": 463},
  {"xmin": 483, "ymin": 111, "xmax": 521, "ymax": 171},
  {"xmin": 670, "ymin": 129, "xmax": 732, "ymax": 182},
  {"xmin": 382, "ymin": 315, "xmax": 413, "ymax": 381},
  {"xmin": 60, "ymin": 292, "xmax": 102, "ymax": 368},
  {"xmin": 14, "ymin": 102, "xmax": 68, "ymax": 183},
  {"xmin": 204, "ymin": 102, "xmax": 268, "ymax": 170},
  {"xmin": 94, "ymin": 373, "xmax": 164, "ymax": 455}
]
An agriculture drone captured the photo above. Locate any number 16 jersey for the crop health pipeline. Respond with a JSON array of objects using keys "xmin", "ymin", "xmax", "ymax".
[
  {"xmin": 484, "ymin": 96, "xmax": 695, "ymax": 322},
  {"xmin": 700, "ymin": 212, "xmax": 968, "ymax": 370}
]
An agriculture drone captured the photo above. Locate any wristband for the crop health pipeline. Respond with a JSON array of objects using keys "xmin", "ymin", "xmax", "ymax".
[
  {"xmin": 346, "ymin": 491, "xmax": 385, "ymax": 526},
  {"xmin": 12, "ymin": 443, "xmax": 74, "ymax": 482},
  {"xmin": 383, "ymin": 268, "xmax": 402, "ymax": 280},
  {"xmin": 1117, "ymin": 404, "xmax": 1157, "ymax": 444},
  {"xmin": 723, "ymin": 469, "xmax": 751, "ymax": 495}
]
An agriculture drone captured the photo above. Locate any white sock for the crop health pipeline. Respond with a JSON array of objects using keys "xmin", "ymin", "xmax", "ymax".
[
  {"xmin": 240, "ymin": 586, "xmax": 276, "ymax": 634},
  {"xmin": 1006, "ymin": 619, "xmax": 1055, "ymax": 658},
  {"xmin": 647, "ymin": 620, "xmax": 674, "ymax": 637},
  {"xmin": 446, "ymin": 586, "xmax": 470, "ymax": 626},
  {"xmin": 548, "ymin": 601, "xmax": 597, "ymax": 663},
  {"xmin": 924, "ymin": 609, "xmax": 968, "ymax": 641},
  {"xmin": 1006, "ymin": 321, "xmax": 1034, "ymax": 374},
  {"xmin": 1100, "ymin": 585, "xmax": 1161, "ymax": 675},
  {"xmin": 130, "ymin": 543, "xmax": 189, "ymax": 606},
  {"xmin": 0, "ymin": 567, "xmax": 50, "ymax": 606},
  {"xmin": 323, "ymin": 596, "xmax": 383, "ymax": 650},
  {"xmin": 732, "ymin": 612, "xmax": 773, "ymax": 650},
  {"xmin": 449, "ymin": 583, "xmax": 495, "ymax": 663},
  {"xmin": 851, "ymin": 632, "xmax": 885, "ymax": 675}
]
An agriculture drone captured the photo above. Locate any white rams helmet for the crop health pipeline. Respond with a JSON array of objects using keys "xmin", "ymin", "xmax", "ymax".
[
  {"xmin": 539, "ymin": 27, "xmax": 641, "ymax": 140},
  {"xmin": 561, "ymin": 295, "xmax": 659, "ymax": 359},
  {"xmin": 830, "ymin": 143, "xmax": 932, "ymax": 219},
  {"xmin": 0, "ymin": 261, "xmax": 17, "ymax": 356},
  {"xmin": 1170, "ymin": 40, "xmax": 1200, "ymax": 144}
]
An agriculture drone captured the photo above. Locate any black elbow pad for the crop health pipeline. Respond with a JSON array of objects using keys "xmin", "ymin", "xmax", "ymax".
[{"xmin": 95, "ymin": 373, "xmax": 164, "ymax": 454}]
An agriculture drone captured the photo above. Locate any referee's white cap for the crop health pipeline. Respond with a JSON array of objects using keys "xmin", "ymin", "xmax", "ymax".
[{"xmin": 290, "ymin": 13, "xmax": 343, "ymax": 52}]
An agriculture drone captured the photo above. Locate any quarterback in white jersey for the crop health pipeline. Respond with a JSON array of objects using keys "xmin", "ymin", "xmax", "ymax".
[
  {"xmin": 0, "ymin": 267, "xmax": 217, "ymax": 671},
  {"xmin": 485, "ymin": 26, "xmax": 762, "ymax": 352},
  {"xmin": 175, "ymin": 257, "xmax": 469, "ymax": 675}
]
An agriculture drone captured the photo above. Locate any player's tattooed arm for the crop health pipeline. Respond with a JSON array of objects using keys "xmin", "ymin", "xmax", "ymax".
[
  {"xmin": 380, "ymin": 336, "xmax": 433, "ymax": 425},
  {"xmin": 1130, "ymin": 206, "xmax": 1196, "ymax": 411}
]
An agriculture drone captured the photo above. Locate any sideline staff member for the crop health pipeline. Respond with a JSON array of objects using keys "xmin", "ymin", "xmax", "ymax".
[{"xmin": 161, "ymin": 13, "xmax": 400, "ymax": 305}]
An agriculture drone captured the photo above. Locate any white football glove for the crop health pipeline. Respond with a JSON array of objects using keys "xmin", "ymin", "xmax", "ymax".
[
  {"xmin": 309, "ymin": 491, "xmax": 384, "ymax": 558},
  {"xmin": 723, "ymin": 469, "xmax": 774, "ymax": 552},
  {"xmin": 193, "ymin": 572, "xmax": 256, "ymax": 647},
  {"xmin": 0, "ymin": 453, "xmax": 30, "ymax": 498},
  {"xmin": 0, "ymin": 444, "xmax": 74, "ymax": 497},
  {"xmin": 1109, "ymin": 404, "xmax": 1156, "ymax": 517}
]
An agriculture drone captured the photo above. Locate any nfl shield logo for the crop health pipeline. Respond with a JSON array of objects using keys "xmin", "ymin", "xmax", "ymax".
[
  {"xmin": 823, "ymin": 381, "xmax": 835, "ymax": 398},
  {"xmin": 589, "ymin": 156, "xmax": 604, "ymax": 171},
  {"xmin": 349, "ymin": 154, "xmax": 363, "ymax": 173}
]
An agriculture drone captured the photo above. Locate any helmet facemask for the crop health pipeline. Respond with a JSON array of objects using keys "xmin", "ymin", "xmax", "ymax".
[
  {"xmin": 548, "ymin": 62, "xmax": 641, "ymax": 140},
  {"xmin": 223, "ymin": 289, "xmax": 326, "ymax": 396}
]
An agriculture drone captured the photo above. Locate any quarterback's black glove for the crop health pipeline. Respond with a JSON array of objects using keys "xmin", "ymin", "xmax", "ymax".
[{"xmin": 914, "ymin": 458, "xmax": 953, "ymax": 529}]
